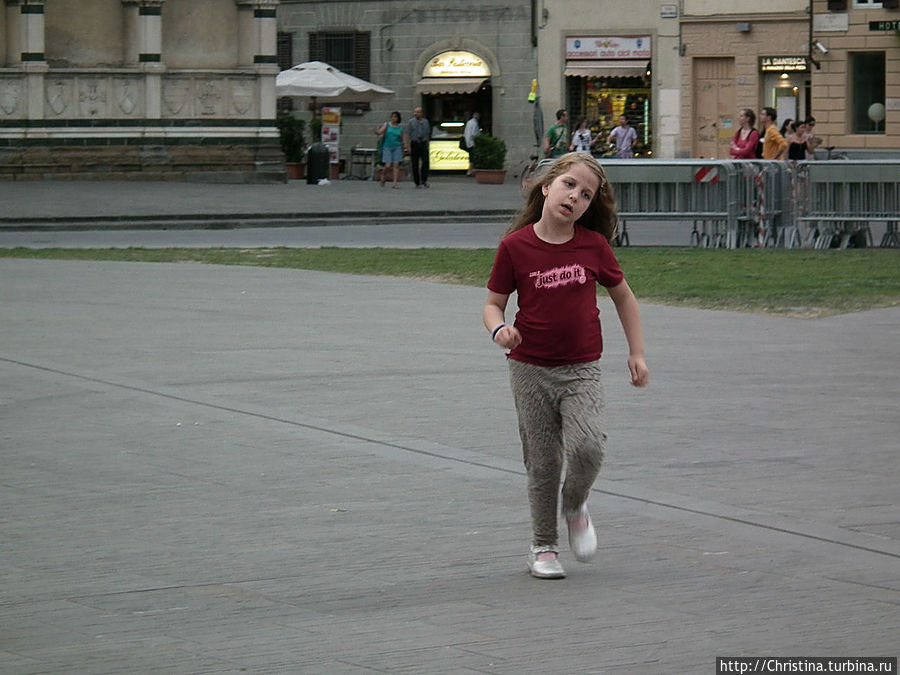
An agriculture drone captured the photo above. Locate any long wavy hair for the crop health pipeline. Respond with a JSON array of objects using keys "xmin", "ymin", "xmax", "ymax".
[{"xmin": 505, "ymin": 153, "xmax": 618, "ymax": 242}]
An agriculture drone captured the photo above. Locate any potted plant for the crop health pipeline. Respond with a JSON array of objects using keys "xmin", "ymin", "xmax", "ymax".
[
  {"xmin": 276, "ymin": 115, "xmax": 307, "ymax": 179},
  {"xmin": 471, "ymin": 134, "xmax": 507, "ymax": 184}
]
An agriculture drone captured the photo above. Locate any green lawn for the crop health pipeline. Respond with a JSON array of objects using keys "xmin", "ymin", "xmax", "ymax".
[{"xmin": 2, "ymin": 247, "xmax": 898, "ymax": 317}]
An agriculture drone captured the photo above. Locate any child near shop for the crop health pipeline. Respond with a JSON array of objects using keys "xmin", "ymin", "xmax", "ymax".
[{"xmin": 482, "ymin": 152, "xmax": 650, "ymax": 579}]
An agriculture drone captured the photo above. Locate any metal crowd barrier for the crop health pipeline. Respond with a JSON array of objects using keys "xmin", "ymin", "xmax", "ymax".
[
  {"xmin": 600, "ymin": 159, "xmax": 742, "ymax": 248},
  {"xmin": 792, "ymin": 160, "xmax": 900, "ymax": 249},
  {"xmin": 533, "ymin": 157, "xmax": 899, "ymax": 249}
]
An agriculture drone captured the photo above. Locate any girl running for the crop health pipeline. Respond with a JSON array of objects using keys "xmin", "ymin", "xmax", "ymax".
[{"xmin": 482, "ymin": 152, "xmax": 649, "ymax": 579}]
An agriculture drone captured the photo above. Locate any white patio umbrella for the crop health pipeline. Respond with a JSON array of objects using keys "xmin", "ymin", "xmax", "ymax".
[{"xmin": 275, "ymin": 61, "xmax": 395, "ymax": 112}]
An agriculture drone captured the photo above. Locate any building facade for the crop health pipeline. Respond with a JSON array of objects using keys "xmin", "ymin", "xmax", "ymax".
[
  {"xmin": 679, "ymin": 0, "xmax": 811, "ymax": 158},
  {"xmin": 277, "ymin": 0, "xmax": 538, "ymax": 169},
  {"xmin": 537, "ymin": 0, "xmax": 682, "ymax": 159},
  {"xmin": 3, "ymin": 1, "xmax": 895, "ymax": 182},
  {"xmin": 0, "ymin": 0, "xmax": 283, "ymax": 181},
  {"xmin": 810, "ymin": 0, "xmax": 899, "ymax": 156},
  {"xmin": 680, "ymin": 0, "xmax": 899, "ymax": 158}
]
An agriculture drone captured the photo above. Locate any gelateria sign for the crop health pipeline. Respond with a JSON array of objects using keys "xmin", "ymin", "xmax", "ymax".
[
  {"xmin": 424, "ymin": 51, "xmax": 490, "ymax": 78},
  {"xmin": 566, "ymin": 36, "xmax": 651, "ymax": 60}
]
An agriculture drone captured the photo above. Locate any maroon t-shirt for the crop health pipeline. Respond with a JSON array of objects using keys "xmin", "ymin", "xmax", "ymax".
[{"xmin": 487, "ymin": 224, "xmax": 624, "ymax": 367}]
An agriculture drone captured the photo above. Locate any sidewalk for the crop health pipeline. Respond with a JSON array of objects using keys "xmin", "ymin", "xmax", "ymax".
[
  {"xmin": 0, "ymin": 175, "xmax": 526, "ymax": 229},
  {"xmin": 1, "ymin": 258, "xmax": 897, "ymax": 673}
]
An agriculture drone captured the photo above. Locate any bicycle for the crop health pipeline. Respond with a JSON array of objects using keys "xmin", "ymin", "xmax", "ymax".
[{"xmin": 515, "ymin": 149, "xmax": 541, "ymax": 192}]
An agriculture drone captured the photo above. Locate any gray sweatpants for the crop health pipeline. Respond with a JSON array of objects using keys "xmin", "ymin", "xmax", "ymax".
[{"xmin": 508, "ymin": 358, "xmax": 607, "ymax": 548}]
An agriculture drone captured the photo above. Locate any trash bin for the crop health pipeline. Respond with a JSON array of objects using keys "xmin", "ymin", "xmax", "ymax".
[{"xmin": 307, "ymin": 142, "xmax": 330, "ymax": 184}]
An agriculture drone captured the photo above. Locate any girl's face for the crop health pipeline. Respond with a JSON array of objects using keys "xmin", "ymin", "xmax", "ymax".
[
  {"xmin": 391, "ymin": 113, "xmax": 400, "ymax": 123},
  {"xmin": 541, "ymin": 162, "xmax": 600, "ymax": 225}
]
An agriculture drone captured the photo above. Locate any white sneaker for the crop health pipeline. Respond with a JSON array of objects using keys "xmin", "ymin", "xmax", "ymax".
[
  {"xmin": 566, "ymin": 505, "xmax": 597, "ymax": 562},
  {"xmin": 527, "ymin": 545, "xmax": 565, "ymax": 579}
]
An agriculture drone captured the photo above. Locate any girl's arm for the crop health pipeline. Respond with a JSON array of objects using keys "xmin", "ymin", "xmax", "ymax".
[
  {"xmin": 606, "ymin": 279, "xmax": 649, "ymax": 387},
  {"xmin": 483, "ymin": 290, "xmax": 522, "ymax": 350}
]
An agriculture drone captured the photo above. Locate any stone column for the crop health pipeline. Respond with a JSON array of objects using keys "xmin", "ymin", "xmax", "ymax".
[
  {"xmin": 18, "ymin": 0, "xmax": 45, "ymax": 64},
  {"xmin": 236, "ymin": 1, "xmax": 279, "ymax": 120},
  {"xmin": 8, "ymin": 0, "xmax": 48, "ymax": 119},
  {"xmin": 5, "ymin": 1, "xmax": 21, "ymax": 65},
  {"xmin": 123, "ymin": 0, "xmax": 166, "ymax": 118},
  {"xmin": 236, "ymin": 1, "xmax": 279, "ymax": 67}
]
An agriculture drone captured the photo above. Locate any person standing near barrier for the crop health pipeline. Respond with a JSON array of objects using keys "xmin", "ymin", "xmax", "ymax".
[
  {"xmin": 569, "ymin": 117, "xmax": 594, "ymax": 154},
  {"xmin": 786, "ymin": 120, "xmax": 811, "ymax": 162},
  {"xmin": 405, "ymin": 107, "xmax": 431, "ymax": 188},
  {"xmin": 805, "ymin": 117, "xmax": 823, "ymax": 159},
  {"xmin": 482, "ymin": 153, "xmax": 650, "ymax": 579},
  {"xmin": 760, "ymin": 107, "xmax": 787, "ymax": 160},
  {"xmin": 544, "ymin": 109, "xmax": 570, "ymax": 159},
  {"xmin": 607, "ymin": 115, "xmax": 637, "ymax": 158},
  {"xmin": 779, "ymin": 118, "xmax": 793, "ymax": 139},
  {"xmin": 729, "ymin": 109, "xmax": 760, "ymax": 159}
]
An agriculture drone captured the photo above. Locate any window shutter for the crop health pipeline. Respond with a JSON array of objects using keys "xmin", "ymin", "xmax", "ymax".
[
  {"xmin": 309, "ymin": 32, "xmax": 323, "ymax": 62},
  {"xmin": 277, "ymin": 32, "xmax": 293, "ymax": 71},
  {"xmin": 277, "ymin": 32, "xmax": 294, "ymax": 115},
  {"xmin": 355, "ymin": 32, "xmax": 370, "ymax": 81}
]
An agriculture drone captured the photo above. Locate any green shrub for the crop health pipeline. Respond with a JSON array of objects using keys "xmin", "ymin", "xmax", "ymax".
[
  {"xmin": 276, "ymin": 116, "xmax": 307, "ymax": 162},
  {"xmin": 471, "ymin": 134, "xmax": 507, "ymax": 170}
]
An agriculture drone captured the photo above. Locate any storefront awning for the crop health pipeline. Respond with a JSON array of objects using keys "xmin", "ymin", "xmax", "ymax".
[
  {"xmin": 564, "ymin": 60, "xmax": 647, "ymax": 78},
  {"xmin": 415, "ymin": 77, "xmax": 489, "ymax": 95}
]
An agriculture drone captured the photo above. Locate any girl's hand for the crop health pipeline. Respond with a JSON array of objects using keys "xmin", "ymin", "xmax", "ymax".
[
  {"xmin": 627, "ymin": 355, "xmax": 649, "ymax": 387},
  {"xmin": 493, "ymin": 325, "xmax": 522, "ymax": 350}
]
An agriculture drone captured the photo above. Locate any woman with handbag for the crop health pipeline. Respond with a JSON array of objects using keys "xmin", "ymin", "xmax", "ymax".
[{"xmin": 372, "ymin": 111, "xmax": 405, "ymax": 188}]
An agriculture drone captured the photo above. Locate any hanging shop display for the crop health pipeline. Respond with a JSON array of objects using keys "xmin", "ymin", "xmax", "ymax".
[{"xmin": 564, "ymin": 36, "xmax": 653, "ymax": 157}]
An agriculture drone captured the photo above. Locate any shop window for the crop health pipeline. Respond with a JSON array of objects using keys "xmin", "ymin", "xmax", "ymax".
[
  {"xmin": 566, "ymin": 76, "xmax": 652, "ymax": 157},
  {"xmin": 850, "ymin": 52, "xmax": 885, "ymax": 134}
]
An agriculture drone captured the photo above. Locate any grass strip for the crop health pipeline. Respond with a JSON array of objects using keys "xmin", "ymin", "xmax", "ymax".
[{"xmin": 2, "ymin": 247, "xmax": 897, "ymax": 317}]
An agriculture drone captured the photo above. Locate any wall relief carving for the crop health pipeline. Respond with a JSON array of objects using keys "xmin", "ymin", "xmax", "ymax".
[
  {"xmin": 0, "ymin": 80, "xmax": 23, "ymax": 117},
  {"xmin": 231, "ymin": 78, "xmax": 255, "ymax": 116},
  {"xmin": 46, "ymin": 79, "xmax": 73, "ymax": 116}
]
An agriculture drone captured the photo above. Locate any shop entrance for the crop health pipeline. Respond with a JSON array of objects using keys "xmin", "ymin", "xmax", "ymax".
[
  {"xmin": 419, "ymin": 84, "xmax": 492, "ymax": 172},
  {"xmin": 567, "ymin": 76, "xmax": 651, "ymax": 157},
  {"xmin": 415, "ymin": 49, "xmax": 493, "ymax": 171},
  {"xmin": 423, "ymin": 84, "xmax": 492, "ymax": 139}
]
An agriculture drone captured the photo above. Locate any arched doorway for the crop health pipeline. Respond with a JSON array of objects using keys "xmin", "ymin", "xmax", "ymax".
[{"xmin": 416, "ymin": 50, "xmax": 492, "ymax": 171}]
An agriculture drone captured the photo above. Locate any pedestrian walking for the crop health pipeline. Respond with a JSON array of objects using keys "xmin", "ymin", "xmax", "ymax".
[
  {"xmin": 482, "ymin": 153, "xmax": 650, "ymax": 579},
  {"xmin": 607, "ymin": 115, "xmax": 637, "ymax": 158},
  {"xmin": 462, "ymin": 111, "xmax": 481, "ymax": 176},
  {"xmin": 406, "ymin": 107, "xmax": 431, "ymax": 188},
  {"xmin": 569, "ymin": 117, "xmax": 596, "ymax": 154},
  {"xmin": 372, "ymin": 111, "xmax": 404, "ymax": 188},
  {"xmin": 543, "ymin": 109, "xmax": 569, "ymax": 159}
]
